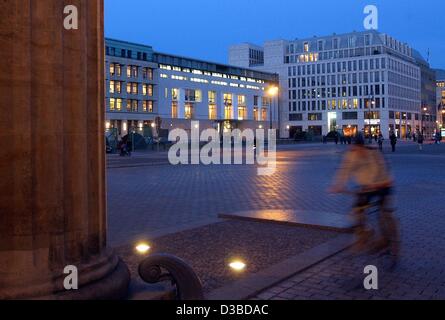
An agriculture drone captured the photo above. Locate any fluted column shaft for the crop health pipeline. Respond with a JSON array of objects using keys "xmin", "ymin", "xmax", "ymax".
[{"xmin": 0, "ymin": 0, "xmax": 129, "ymax": 299}]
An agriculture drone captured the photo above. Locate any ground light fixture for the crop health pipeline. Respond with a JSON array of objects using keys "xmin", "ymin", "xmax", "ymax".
[
  {"xmin": 229, "ymin": 260, "xmax": 247, "ymax": 272},
  {"xmin": 135, "ymin": 242, "xmax": 151, "ymax": 255}
]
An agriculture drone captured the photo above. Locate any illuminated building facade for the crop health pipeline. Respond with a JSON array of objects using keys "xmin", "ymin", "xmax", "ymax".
[
  {"xmin": 413, "ymin": 50, "xmax": 437, "ymax": 139},
  {"xmin": 105, "ymin": 39, "xmax": 279, "ymax": 141},
  {"xmin": 436, "ymin": 69, "xmax": 445, "ymax": 135},
  {"xmin": 229, "ymin": 31, "xmax": 423, "ymax": 139}
]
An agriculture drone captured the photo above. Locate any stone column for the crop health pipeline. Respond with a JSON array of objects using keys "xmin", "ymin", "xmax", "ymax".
[
  {"xmin": 0, "ymin": 0, "xmax": 130, "ymax": 299},
  {"xmin": 232, "ymin": 95, "xmax": 238, "ymax": 120},
  {"xmin": 219, "ymin": 94, "xmax": 226, "ymax": 120},
  {"xmin": 178, "ymin": 89, "xmax": 186, "ymax": 119}
]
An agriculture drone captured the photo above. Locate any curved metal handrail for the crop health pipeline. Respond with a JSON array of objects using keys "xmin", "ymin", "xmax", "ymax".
[{"xmin": 138, "ymin": 253, "xmax": 204, "ymax": 300}]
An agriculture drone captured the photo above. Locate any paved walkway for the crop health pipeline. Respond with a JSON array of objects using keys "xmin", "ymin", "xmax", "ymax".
[
  {"xmin": 107, "ymin": 142, "xmax": 445, "ymax": 299},
  {"xmin": 254, "ymin": 145, "xmax": 445, "ymax": 300},
  {"xmin": 107, "ymin": 144, "xmax": 350, "ymax": 245}
]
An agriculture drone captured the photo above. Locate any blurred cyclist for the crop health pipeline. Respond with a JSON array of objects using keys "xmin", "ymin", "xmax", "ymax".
[{"xmin": 329, "ymin": 133, "xmax": 399, "ymax": 257}]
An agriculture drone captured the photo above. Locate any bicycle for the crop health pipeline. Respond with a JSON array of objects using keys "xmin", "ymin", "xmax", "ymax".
[{"xmin": 343, "ymin": 189, "xmax": 401, "ymax": 266}]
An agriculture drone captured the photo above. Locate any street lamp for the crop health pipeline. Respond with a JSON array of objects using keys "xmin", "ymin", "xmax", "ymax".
[
  {"xmin": 267, "ymin": 86, "xmax": 279, "ymax": 130},
  {"xmin": 130, "ymin": 126, "xmax": 136, "ymax": 153},
  {"xmin": 367, "ymin": 95, "xmax": 375, "ymax": 142}
]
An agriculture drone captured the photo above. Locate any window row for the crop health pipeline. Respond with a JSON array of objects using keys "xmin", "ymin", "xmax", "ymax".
[
  {"xmin": 289, "ymin": 72, "xmax": 386, "ymax": 88},
  {"xmin": 170, "ymin": 102, "xmax": 268, "ymax": 121},
  {"xmin": 287, "ymin": 34, "xmax": 375, "ymax": 54},
  {"xmin": 289, "ymin": 85, "xmax": 385, "ymax": 100},
  {"xmin": 109, "ymin": 63, "xmax": 153, "ymax": 80},
  {"xmin": 106, "ymin": 46, "xmax": 151, "ymax": 62},
  {"xmin": 109, "ymin": 98, "xmax": 154, "ymax": 113},
  {"xmin": 288, "ymin": 58, "xmax": 387, "ymax": 76},
  {"xmin": 167, "ymin": 89, "xmax": 268, "ymax": 107},
  {"xmin": 109, "ymin": 81, "xmax": 154, "ymax": 96},
  {"xmin": 285, "ymin": 47, "xmax": 384, "ymax": 64},
  {"xmin": 288, "ymin": 98, "xmax": 386, "ymax": 112}
]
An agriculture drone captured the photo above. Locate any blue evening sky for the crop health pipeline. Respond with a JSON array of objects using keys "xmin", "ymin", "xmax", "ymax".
[{"xmin": 105, "ymin": 0, "xmax": 445, "ymax": 69}]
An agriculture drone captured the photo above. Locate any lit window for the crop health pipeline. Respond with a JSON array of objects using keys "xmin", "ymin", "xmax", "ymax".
[
  {"xmin": 185, "ymin": 104, "xmax": 193, "ymax": 120},
  {"xmin": 109, "ymin": 98, "xmax": 115, "ymax": 111},
  {"xmin": 142, "ymin": 84, "xmax": 153, "ymax": 97},
  {"xmin": 172, "ymin": 89, "xmax": 179, "ymax": 100},
  {"xmin": 238, "ymin": 107, "xmax": 247, "ymax": 120},
  {"xmin": 253, "ymin": 107, "xmax": 259, "ymax": 121},
  {"xmin": 171, "ymin": 102, "xmax": 178, "ymax": 118},
  {"xmin": 208, "ymin": 91, "xmax": 216, "ymax": 104},
  {"xmin": 237, "ymin": 95, "xmax": 246, "ymax": 106},
  {"xmin": 262, "ymin": 108, "xmax": 268, "ymax": 121},
  {"xmin": 142, "ymin": 68, "xmax": 153, "ymax": 80},
  {"xmin": 304, "ymin": 42, "xmax": 309, "ymax": 52},
  {"xmin": 209, "ymin": 105, "xmax": 217, "ymax": 120},
  {"xmin": 225, "ymin": 106, "xmax": 233, "ymax": 120},
  {"xmin": 143, "ymin": 101, "xmax": 153, "ymax": 113}
]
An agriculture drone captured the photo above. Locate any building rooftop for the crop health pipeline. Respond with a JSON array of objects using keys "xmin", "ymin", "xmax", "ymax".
[
  {"xmin": 281, "ymin": 30, "xmax": 415, "ymax": 62},
  {"xmin": 435, "ymin": 69, "xmax": 445, "ymax": 81},
  {"xmin": 105, "ymin": 38, "xmax": 277, "ymax": 82},
  {"xmin": 153, "ymin": 51, "xmax": 277, "ymax": 82},
  {"xmin": 412, "ymin": 49, "xmax": 430, "ymax": 67}
]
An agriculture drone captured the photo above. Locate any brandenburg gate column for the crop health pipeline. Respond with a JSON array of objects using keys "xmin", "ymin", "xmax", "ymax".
[{"xmin": 0, "ymin": 0, "xmax": 130, "ymax": 299}]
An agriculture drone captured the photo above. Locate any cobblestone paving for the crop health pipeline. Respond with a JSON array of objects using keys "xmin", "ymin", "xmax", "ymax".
[
  {"xmin": 254, "ymin": 144, "xmax": 445, "ymax": 300},
  {"xmin": 107, "ymin": 144, "xmax": 350, "ymax": 245},
  {"xmin": 107, "ymin": 142, "xmax": 445, "ymax": 300}
]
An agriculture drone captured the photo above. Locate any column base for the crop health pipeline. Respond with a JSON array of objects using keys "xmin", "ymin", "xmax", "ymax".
[
  {"xmin": 0, "ymin": 253, "xmax": 130, "ymax": 300},
  {"xmin": 40, "ymin": 259, "xmax": 130, "ymax": 300}
]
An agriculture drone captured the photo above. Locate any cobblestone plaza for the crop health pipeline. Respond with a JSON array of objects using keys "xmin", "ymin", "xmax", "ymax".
[{"xmin": 107, "ymin": 142, "xmax": 445, "ymax": 300}]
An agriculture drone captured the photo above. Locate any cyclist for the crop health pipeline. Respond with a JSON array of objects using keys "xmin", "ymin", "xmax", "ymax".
[{"xmin": 329, "ymin": 133, "xmax": 399, "ymax": 257}]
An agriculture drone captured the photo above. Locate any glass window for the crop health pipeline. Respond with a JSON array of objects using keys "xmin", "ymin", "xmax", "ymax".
[
  {"xmin": 209, "ymin": 105, "xmax": 217, "ymax": 120},
  {"xmin": 262, "ymin": 108, "xmax": 268, "ymax": 121},
  {"xmin": 185, "ymin": 104, "xmax": 193, "ymax": 119},
  {"xmin": 171, "ymin": 102, "xmax": 178, "ymax": 118},
  {"xmin": 238, "ymin": 95, "xmax": 246, "ymax": 106},
  {"xmin": 143, "ymin": 101, "xmax": 153, "ymax": 113}
]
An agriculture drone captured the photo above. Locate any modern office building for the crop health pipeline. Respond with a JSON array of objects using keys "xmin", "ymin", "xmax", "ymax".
[
  {"xmin": 105, "ymin": 39, "xmax": 279, "ymax": 142},
  {"xmin": 229, "ymin": 31, "xmax": 423, "ymax": 139},
  {"xmin": 413, "ymin": 50, "xmax": 437, "ymax": 138},
  {"xmin": 436, "ymin": 69, "xmax": 445, "ymax": 131}
]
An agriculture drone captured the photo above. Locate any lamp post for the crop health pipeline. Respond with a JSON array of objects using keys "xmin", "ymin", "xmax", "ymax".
[
  {"xmin": 441, "ymin": 103, "xmax": 445, "ymax": 129},
  {"xmin": 267, "ymin": 86, "xmax": 279, "ymax": 131},
  {"xmin": 422, "ymin": 105, "xmax": 428, "ymax": 138},
  {"xmin": 367, "ymin": 95, "xmax": 375, "ymax": 143}
]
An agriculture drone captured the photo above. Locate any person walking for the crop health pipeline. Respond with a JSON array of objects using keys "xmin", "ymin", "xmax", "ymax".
[
  {"xmin": 390, "ymin": 131, "xmax": 397, "ymax": 153},
  {"xmin": 418, "ymin": 131, "xmax": 424, "ymax": 151},
  {"xmin": 378, "ymin": 133, "xmax": 384, "ymax": 151},
  {"xmin": 435, "ymin": 132, "xmax": 442, "ymax": 145}
]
